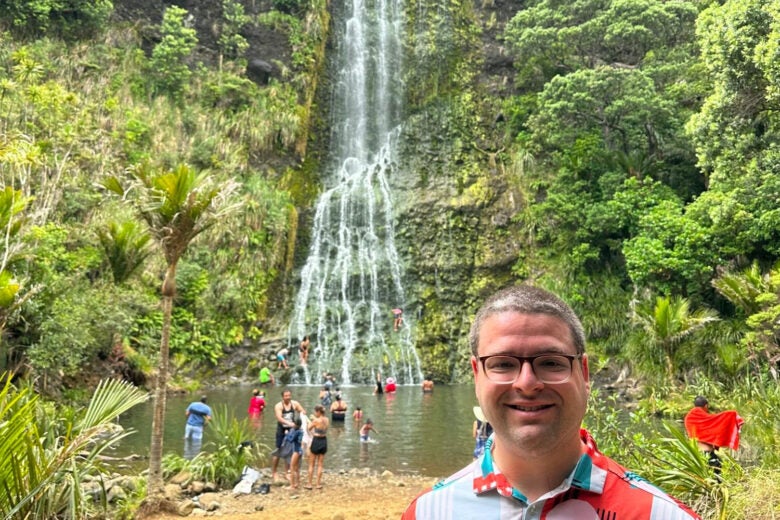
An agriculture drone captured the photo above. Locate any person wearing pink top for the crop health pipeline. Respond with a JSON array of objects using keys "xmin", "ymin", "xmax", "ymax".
[{"xmin": 247, "ymin": 388, "xmax": 265, "ymax": 417}]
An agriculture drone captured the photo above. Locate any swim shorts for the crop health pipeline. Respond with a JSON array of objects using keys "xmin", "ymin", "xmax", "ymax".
[{"xmin": 310, "ymin": 436, "xmax": 328, "ymax": 455}]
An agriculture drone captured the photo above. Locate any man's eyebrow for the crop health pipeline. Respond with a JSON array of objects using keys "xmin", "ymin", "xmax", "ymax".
[{"xmin": 482, "ymin": 347, "xmax": 573, "ymax": 357}]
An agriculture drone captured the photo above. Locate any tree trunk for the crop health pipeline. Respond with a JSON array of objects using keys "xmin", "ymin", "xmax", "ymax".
[{"xmin": 147, "ymin": 261, "xmax": 177, "ymax": 495}]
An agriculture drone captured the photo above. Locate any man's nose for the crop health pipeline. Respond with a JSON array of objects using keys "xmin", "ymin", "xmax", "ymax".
[{"xmin": 512, "ymin": 360, "xmax": 544, "ymax": 391}]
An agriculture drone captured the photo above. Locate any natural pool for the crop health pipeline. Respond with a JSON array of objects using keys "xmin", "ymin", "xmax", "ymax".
[{"xmin": 115, "ymin": 384, "xmax": 479, "ymax": 478}]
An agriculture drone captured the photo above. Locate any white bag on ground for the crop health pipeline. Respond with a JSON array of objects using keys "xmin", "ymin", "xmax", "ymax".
[{"xmin": 232, "ymin": 465, "xmax": 260, "ymax": 495}]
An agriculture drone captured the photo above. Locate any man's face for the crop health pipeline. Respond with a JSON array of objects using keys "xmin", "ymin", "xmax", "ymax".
[
  {"xmin": 471, "ymin": 312, "xmax": 590, "ymax": 457},
  {"xmin": 282, "ymin": 391, "xmax": 292, "ymax": 403}
]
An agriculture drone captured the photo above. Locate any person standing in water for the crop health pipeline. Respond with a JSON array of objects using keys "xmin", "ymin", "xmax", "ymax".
[
  {"xmin": 184, "ymin": 396, "xmax": 212, "ymax": 459},
  {"xmin": 271, "ymin": 388, "xmax": 306, "ymax": 482},
  {"xmin": 373, "ymin": 371, "xmax": 384, "ymax": 395},
  {"xmin": 352, "ymin": 406, "xmax": 363, "ymax": 425},
  {"xmin": 258, "ymin": 364, "xmax": 275, "ymax": 386},
  {"xmin": 330, "ymin": 394, "xmax": 348, "ymax": 422},
  {"xmin": 247, "ymin": 388, "xmax": 265, "ymax": 417},
  {"xmin": 359, "ymin": 418, "xmax": 379, "ymax": 442}
]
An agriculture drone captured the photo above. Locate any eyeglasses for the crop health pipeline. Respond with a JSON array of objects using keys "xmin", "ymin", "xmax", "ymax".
[{"xmin": 478, "ymin": 354, "xmax": 582, "ymax": 384}]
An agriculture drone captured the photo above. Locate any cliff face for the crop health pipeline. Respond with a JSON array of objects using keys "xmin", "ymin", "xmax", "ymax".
[
  {"xmin": 112, "ymin": 0, "xmax": 291, "ymax": 75},
  {"xmin": 391, "ymin": 0, "xmax": 521, "ymax": 381},
  {"xmin": 111, "ymin": 0, "xmax": 522, "ymax": 382}
]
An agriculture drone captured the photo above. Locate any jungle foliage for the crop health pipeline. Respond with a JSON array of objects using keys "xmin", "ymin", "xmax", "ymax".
[
  {"xmin": 0, "ymin": 0, "xmax": 328, "ymax": 390},
  {"xmin": 497, "ymin": 1, "xmax": 780, "ymax": 516},
  {"xmin": 0, "ymin": 0, "xmax": 779, "ymax": 517}
]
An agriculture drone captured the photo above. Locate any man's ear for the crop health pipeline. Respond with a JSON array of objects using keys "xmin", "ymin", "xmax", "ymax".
[{"xmin": 471, "ymin": 356, "xmax": 479, "ymax": 378}]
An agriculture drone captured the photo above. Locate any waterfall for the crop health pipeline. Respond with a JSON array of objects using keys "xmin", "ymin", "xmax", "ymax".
[{"xmin": 288, "ymin": 0, "xmax": 423, "ymax": 385}]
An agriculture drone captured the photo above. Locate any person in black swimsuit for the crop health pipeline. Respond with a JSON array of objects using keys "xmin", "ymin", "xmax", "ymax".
[
  {"xmin": 271, "ymin": 388, "xmax": 306, "ymax": 482},
  {"xmin": 306, "ymin": 404, "xmax": 329, "ymax": 489},
  {"xmin": 330, "ymin": 395, "xmax": 347, "ymax": 421}
]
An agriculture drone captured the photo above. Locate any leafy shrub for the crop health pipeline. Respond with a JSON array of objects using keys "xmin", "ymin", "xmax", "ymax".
[
  {"xmin": 148, "ymin": 6, "xmax": 198, "ymax": 99},
  {"xmin": 0, "ymin": 0, "xmax": 113, "ymax": 40},
  {"xmin": 163, "ymin": 406, "xmax": 267, "ymax": 487}
]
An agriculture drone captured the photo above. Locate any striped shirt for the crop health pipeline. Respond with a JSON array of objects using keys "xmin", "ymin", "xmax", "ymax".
[{"xmin": 402, "ymin": 429, "xmax": 700, "ymax": 520}]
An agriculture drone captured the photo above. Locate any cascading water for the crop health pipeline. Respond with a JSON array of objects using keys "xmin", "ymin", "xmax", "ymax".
[{"xmin": 288, "ymin": 0, "xmax": 422, "ymax": 385}]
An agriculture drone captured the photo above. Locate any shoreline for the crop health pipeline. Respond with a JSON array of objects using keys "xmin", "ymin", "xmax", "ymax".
[{"xmin": 144, "ymin": 470, "xmax": 435, "ymax": 519}]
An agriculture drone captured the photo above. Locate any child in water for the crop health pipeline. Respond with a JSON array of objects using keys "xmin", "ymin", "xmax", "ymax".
[
  {"xmin": 360, "ymin": 418, "xmax": 379, "ymax": 442},
  {"xmin": 352, "ymin": 406, "xmax": 363, "ymax": 424}
]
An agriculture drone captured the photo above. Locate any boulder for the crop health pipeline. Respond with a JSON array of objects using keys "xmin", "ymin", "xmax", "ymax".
[{"xmin": 246, "ymin": 59, "xmax": 274, "ymax": 85}]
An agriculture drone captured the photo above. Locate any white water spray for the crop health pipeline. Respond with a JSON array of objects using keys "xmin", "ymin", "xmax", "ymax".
[{"xmin": 288, "ymin": 0, "xmax": 422, "ymax": 384}]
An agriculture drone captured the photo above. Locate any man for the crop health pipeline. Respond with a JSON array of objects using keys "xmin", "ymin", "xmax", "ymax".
[
  {"xmin": 684, "ymin": 395, "xmax": 744, "ymax": 476},
  {"xmin": 184, "ymin": 396, "xmax": 212, "ymax": 459},
  {"xmin": 271, "ymin": 388, "xmax": 307, "ymax": 482},
  {"xmin": 403, "ymin": 284, "xmax": 700, "ymax": 519}
]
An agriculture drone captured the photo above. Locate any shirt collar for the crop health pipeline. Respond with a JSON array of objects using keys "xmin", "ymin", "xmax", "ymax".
[{"xmin": 472, "ymin": 429, "xmax": 608, "ymax": 503}]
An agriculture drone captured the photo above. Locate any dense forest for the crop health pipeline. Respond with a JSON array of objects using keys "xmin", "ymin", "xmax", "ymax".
[{"xmin": 0, "ymin": 0, "xmax": 779, "ymax": 517}]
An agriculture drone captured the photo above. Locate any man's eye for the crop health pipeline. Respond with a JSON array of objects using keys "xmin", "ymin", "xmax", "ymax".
[
  {"xmin": 487, "ymin": 358, "xmax": 517, "ymax": 371},
  {"xmin": 537, "ymin": 357, "xmax": 568, "ymax": 370}
]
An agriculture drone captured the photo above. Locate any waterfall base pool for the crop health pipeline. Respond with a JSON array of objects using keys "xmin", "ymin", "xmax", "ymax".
[{"xmin": 115, "ymin": 384, "xmax": 478, "ymax": 478}]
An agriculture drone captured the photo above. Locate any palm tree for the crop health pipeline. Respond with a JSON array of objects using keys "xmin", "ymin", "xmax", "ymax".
[
  {"xmin": 97, "ymin": 218, "xmax": 153, "ymax": 284},
  {"xmin": 712, "ymin": 261, "xmax": 780, "ymax": 372},
  {"xmin": 629, "ymin": 294, "xmax": 719, "ymax": 379},
  {"xmin": 103, "ymin": 162, "xmax": 239, "ymax": 497},
  {"xmin": 0, "ymin": 375, "xmax": 148, "ymax": 519},
  {"xmin": 711, "ymin": 261, "xmax": 769, "ymax": 317}
]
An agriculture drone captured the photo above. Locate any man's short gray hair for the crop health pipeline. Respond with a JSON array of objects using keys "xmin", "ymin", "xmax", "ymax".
[{"xmin": 468, "ymin": 285, "xmax": 586, "ymax": 356}]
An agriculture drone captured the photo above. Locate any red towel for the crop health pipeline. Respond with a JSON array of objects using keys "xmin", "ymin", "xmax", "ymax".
[{"xmin": 684, "ymin": 407, "xmax": 744, "ymax": 450}]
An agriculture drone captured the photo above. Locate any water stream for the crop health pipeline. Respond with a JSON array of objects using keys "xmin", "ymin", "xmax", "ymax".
[{"xmin": 287, "ymin": 0, "xmax": 422, "ymax": 384}]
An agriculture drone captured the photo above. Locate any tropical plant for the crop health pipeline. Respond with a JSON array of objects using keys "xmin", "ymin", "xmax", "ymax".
[
  {"xmin": 711, "ymin": 261, "xmax": 770, "ymax": 318},
  {"xmin": 96, "ymin": 218, "xmax": 153, "ymax": 284},
  {"xmin": 0, "ymin": 186, "xmax": 33, "ymax": 335},
  {"xmin": 713, "ymin": 262, "xmax": 780, "ymax": 374},
  {"xmin": 0, "ymin": 0, "xmax": 113, "ymax": 40},
  {"xmin": 0, "ymin": 375, "xmax": 148, "ymax": 519},
  {"xmin": 103, "ymin": 161, "xmax": 239, "ymax": 497},
  {"xmin": 218, "ymin": 0, "xmax": 250, "ymax": 60},
  {"xmin": 628, "ymin": 294, "xmax": 719, "ymax": 379},
  {"xmin": 637, "ymin": 422, "xmax": 734, "ymax": 520},
  {"xmin": 163, "ymin": 405, "xmax": 267, "ymax": 488}
]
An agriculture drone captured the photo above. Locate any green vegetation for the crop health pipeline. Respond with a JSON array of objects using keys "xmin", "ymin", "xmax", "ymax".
[
  {"xmin": 0, "ymin": 376, "xmax": 148, "ymax": 519},
  {"xmin": 1, "ymin": 0, "xmax": 780, "ymax": 516},
  {"xmin": 163, "ymin": 405, "xmax": 268, "ymax": 488},
  {"xmin": 0, "ymin": 0, "xmax": 327, "ymax": 390},
  {"xmin": 104, "ymin": 161, "xmax": 241, "ymax": 496}
]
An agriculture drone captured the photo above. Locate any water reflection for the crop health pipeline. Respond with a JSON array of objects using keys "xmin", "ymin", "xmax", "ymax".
[
  {"xmin": 183, "ymin": 438, "xmax": 201, "ymax": 460},
  {"xmin": 116, "ymin": 385, "xmax": 477, "ymax": 477}
]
